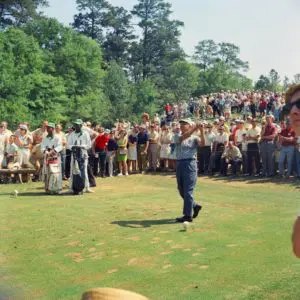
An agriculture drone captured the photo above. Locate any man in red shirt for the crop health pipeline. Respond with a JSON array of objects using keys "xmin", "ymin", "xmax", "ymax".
[
  {"xmin": 278, "ymin": 120, "xmax": 296, "ymax": 177},
  {"xmin": 260, "ymin": 114, "xmax": 277, "ymax": 176},
  {"xmin": 93, "ymin": 129, "xmax": 110, "ymax": 177},
  {"xmin": 164, "ymin": 103, "xmax": 172, "ymax": 114}
]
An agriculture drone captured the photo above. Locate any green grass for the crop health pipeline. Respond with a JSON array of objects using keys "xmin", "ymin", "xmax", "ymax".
[{"xmin": 1, "ymin": 175, "xmax": 300, "ymax": 300}]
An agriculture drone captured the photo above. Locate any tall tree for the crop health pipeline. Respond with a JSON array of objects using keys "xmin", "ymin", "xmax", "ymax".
[
  {"xmin": 131, "ymin": 0, "xmax": 184, "ymax": 80},
  {"xmin": 255, "ymin": 75, "xmax": 271, "ymax": 90},
  {"xmin": 72, "ymin": 0, "xmax": 109, "ymax": 43},
  {"xmin": 283, "ymin": 76, "xmax": 290, "ymax": 90},
  {"xmin": 217, "ymin": 42, "xmax": 249, "ymax": 72},
  {"xmin": 269, "ymin": 69, "xmax": 280, "ymax": 91},
  {"xmin": 193, "ymin": 39, "xmax": 218, "ymax": 71},
  {"xmin": 102, "ymin": 6, "xmax": 135, "ymax": 65},
  {"xmin": 103, "ymin": 60, "xmax": 131, "ymax": 121},
  {"xmin": 0, "ymin": 0, "xmax": 48, "ymax": 28}
]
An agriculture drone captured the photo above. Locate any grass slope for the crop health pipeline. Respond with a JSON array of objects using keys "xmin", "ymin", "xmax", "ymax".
[{"xmin": 1, "ymin": 175, "xmax": 300, "ymax": 300}]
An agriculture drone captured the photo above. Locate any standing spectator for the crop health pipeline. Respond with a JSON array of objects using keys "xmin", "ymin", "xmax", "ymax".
[
  {"xmin": 137, "ymin": 125, "xmax": 149, "ymax": 173},
  {"xmin": 15, "ymin": 124, "xmax": 33, "ymax": 168},
  {"xmin": 127, "ymin": 127, "xmax": 138, "ymax": 174},
  {"xmin": 1, "ymin": 121, "xmax": 12, "ymax": 137},
  {"xmin": 116, "ymin": 128, "xmax": 128, "ymax": 176},
  {"xmin": 0, "ymin": 124, "xmax": 7, "ymax": 168},
  {"xmin": 249, "ymin": 99, "xmax": 256, "ymax": 119},
  {"xmin": 148, "ymin": 124, "xmax": 159, "ymax": 172},
  {"xmin": 106, "ymin": 131, "xmax": 118, "ymax": 177},
  {"xmin": 278, "ymin": 120, "xmax": 295, "ymax": 178},
  {"xmin": 159, "ymin": 125, "xmax": 172, "ymax": 171},
  {"xmin": 68, "ymin": 119, "xmax": 93, "ymax": 194},
  {"xmin": 246, "ymin": 118, "xmax": 261, "ymax": 176},
  {"xmin": 55, "ymin": 124, "xmax": 67, "ymax": 179},
  {"xmin": 259, "ymin": 98, "xmax": 267, "ymax": 117},
  {"xmin": 212, "ymin": 126, "xmax": 229, "ymax": 174},
  {"xmin": 32, "ymin": 120, "xmax": 48, "ymax": 145},
  {"xmin": 198, "ymin": 123, "xmax": 215, "ymax": 175},
  {"xmin": 94, "ymin": 129, "xmax": 110, "ymax": 177},
  {"xmin": 260, "ymin": 114, "xmax": 277, "ymax": 177}
]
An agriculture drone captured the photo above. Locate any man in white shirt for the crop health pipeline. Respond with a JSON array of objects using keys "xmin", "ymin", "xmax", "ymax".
[
  {"xmin": 41, "ymin": 123, "xmax": 63, "ymax": 194},
  {"xmin": 212, "ymin": 126, "xmax": 229, "ymax": 174},
  {"xmin": 68, "ymin": 119, "xmax": 93, "ymax": 194}
]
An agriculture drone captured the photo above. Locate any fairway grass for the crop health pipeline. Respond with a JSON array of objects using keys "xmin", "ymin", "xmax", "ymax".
[{"xmin": 1, "ymin": 175, "xmax": 300, "ymax": 300}]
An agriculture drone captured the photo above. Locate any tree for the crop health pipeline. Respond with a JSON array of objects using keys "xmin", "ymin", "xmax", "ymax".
[
  {"xmin": 217, "ymin": 42, "xmax": 249, "ymax": 72},
  {"xmin": 255, "ymin": 75, "xmax": 271, "ymax": 90},
  {"xmin": 294, "ymin": 74, "xmax": 300, "ymax": 84},
  {"xmin": 103, "ymin": 61, "xmax": 131, "ymax": 121},
  {"xmin": 268, "ymin": 69, "xmax": 281, "ymax": 91},
  {"xmin": 131, "ymin": 0, "xmax": 184, "ymax": 80},
  {"xmin": 194, "ymin": 39, "xmax": 218, "ymax": 71},
  {"xmin": 166, "ymin": 61, "xmax": 198, "ymax": 103},
  {"xmin": 72, "ymin": 0, "xmax": 110, "ymax": 43},
  {"xmin": 0, "ymin": 0, "xmax": 48, "ymax": 28},
  {"xmin": 283, "ymin": 76, "xmax": 290, "ymax": 90},
  {"xmin": 102, "ymin": 6, "xmax": 135, "ymax": 65}
]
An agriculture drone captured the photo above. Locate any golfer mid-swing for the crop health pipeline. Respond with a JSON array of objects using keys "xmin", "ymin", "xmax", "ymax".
[{"xmin": 174, "ymin": 119, "xmax": 202, "ymax": 223}]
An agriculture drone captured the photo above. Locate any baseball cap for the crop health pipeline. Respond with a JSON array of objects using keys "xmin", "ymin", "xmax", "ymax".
[
  {"xmin": 179, "ymin": 118, "xmax": 193, "ymax": 125},
  {"xmin": 74, "ymin": 119, "xmax": 83, "ymax": 125},
  {"xmin": 47, "ymin": 122, "xmax": 55, "ymax": 129}
]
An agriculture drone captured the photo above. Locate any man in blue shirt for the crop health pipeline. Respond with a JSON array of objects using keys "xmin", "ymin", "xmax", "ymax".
[{"xmin": 174, "ymin": 119, "xmax": 202, "ymax": 223}]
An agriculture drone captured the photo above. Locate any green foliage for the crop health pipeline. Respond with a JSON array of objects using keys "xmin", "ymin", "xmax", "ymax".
[
  {"xmin": 255, "ymin": 69, "xmax": 282, "ymax": 92},
  {"xmin": 0, "ymin": 0, "xmax": 48, "ymax": 28},
  {"xmin": 72, "ymin": 0, "xmax": 110, "ymax": 42},
  {"xmin": 132, "ymin": 79, "xmax": 158, "ymax": 117},
  {"xmin": 103, "ymin": 61, "xmax": 131, "ymax": 122},
  {"xmin": 0, "ymin": 19, "xmax": 109, "ymax": 128},
  {"xmin": 196, "ymin": 62, "xmax": 252, "ymax": 95},
  {"xmin": 165, "ymin": 61, "xmax": 199, "ymax": 103},
  {"xmin": 131, "ymin": 0, "xmax": 184, "ymax": 80}
]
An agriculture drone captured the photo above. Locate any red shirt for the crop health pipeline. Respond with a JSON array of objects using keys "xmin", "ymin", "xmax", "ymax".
[
  {"xmin": 259, "ymin": 100, "xmax": 267, "ymax": 109},
  {"xmin": 280, "ymin": 128, "xmax": 296, "ymax": 146},
  {"xmin": 262, "ymin": 124, "xmax": 276, "ymax": 138},
  {"xmin": 94, "ymin": 134, "xmax": 109, "ymax": 150},
  {"xmin": 165, "ymin": 104, "xmax": 171, "ymax": 113}
]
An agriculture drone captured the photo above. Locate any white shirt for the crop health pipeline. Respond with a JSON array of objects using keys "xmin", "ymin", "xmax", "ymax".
[
  {"xmin": 200, "ymin": 131, "xmax": 216, "ymax": 147},
  {"xmin": 236, "ymin": 129, "xmax": 247, "ymax": 143},
  {"xmin": 41, "ymin": 135, "xmax": 63, "ymax": 153},
  {"xmin": 0, "ymin": 133, "xmax": 7, "ymax": 154},
  {"xmin": 247, "ymin": 127, "xmax": 261, "ymax": 143},
  {"xmin": 67, "ymin": 130, "xmax": 91, "ymax": 155},
  {"xmin": 215, "ymin": 133, "xmax": 229, "ymax": 144}
]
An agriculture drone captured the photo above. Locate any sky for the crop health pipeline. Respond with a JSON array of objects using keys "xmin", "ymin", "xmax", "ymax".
[{"xmin": 43, "ymin": 0, "xmax": 300, "ymax": 81}]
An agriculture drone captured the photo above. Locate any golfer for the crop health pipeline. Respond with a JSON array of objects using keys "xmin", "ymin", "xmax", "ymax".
[{"xmin": 174, "ymin": 119, "xmax": 202, "ymax": 223}]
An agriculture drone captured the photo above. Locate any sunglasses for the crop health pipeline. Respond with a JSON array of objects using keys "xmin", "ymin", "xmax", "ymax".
[{"xmin": 283, "ymin": 99, "xmax": 300, "ymax": 114}]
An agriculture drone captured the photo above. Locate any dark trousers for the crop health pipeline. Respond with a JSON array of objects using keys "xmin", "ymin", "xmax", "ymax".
[
  {"xmin": 198, "ymin": 146, "xmax": 211, "ymax": 173},
  {"xmin": 215, "ymin": 144, "xmax": 225, "ymax": 172},
  {"xmin": 221, "ymin": 158, "xmax": 242, "ymax": 175},
  {"xmin": 94, "ymin": 149, "xmax": 107, "ymax": 176},
  {"xmin": 65, "ymin": 149, "xmax": 72, "ymax": 178},
  {"xmin": 247, "ymin": 143, "xmax": 260, "ymax": 175},
  {"xmin": 176, "ymin": 159, "xmax": 198, "ymax": 217}
]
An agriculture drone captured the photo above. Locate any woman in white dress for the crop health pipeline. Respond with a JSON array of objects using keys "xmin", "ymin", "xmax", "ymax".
[
  {"xmin": 127, "ymin": 127, "xmax": 138, "ymax": 173},
  {"xmin": 159, "ymin": 125, "xmax": 172, "ymax": 171}
]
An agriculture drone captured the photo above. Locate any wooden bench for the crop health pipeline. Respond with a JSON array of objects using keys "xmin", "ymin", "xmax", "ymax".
[{"xmin": 0, "ymin": 168, "xmax": 37, "ymax": 183}]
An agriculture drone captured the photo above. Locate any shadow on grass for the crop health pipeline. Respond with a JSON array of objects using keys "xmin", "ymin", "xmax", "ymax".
[
  {"xmin": 111, "ymin": 218, "xmax": 176, "ymax": 228},
  {"xmin": 207, "ymin": 175, "xmax": 300, "ymax": 188}
]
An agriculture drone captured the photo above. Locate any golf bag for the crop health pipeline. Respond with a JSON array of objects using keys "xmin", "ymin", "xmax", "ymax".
[{"xmin": 72, "ymin": 145, "xmax": 85, "ymax": 195}]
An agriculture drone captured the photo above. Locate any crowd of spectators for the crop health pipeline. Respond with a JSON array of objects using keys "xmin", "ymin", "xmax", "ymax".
[{"xmin": 0, "ymin": 90, "xmax": 299, "ymax": 183}]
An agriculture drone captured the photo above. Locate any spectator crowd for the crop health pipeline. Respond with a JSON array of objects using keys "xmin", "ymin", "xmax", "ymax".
[{"xmin": 0, "ymin": 90, "xmax": 300, "ymax": 185}]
